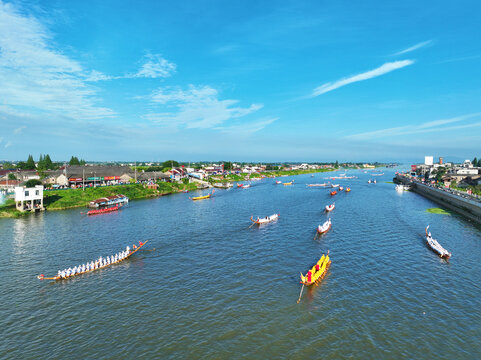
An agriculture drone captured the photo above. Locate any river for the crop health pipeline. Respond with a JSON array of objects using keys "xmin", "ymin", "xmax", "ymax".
[{"xmin": 1, "ymin": 169, "xmax": 480, "ymax": 359}]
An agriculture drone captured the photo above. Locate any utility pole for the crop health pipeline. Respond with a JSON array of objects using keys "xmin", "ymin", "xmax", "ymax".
[{"xmin": 83, "ymin": 168, "xmax": 85, "ymax": 191}]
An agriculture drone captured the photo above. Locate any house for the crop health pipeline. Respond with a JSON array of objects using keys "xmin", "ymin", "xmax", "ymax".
[{"xmin": 15, "ymin": 185, "xmax": 44, "ymax": 212}]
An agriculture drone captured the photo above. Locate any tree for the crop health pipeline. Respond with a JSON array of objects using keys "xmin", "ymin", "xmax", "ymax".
[
  {"xmin": 473, "ymin": 157, "xmax": 478, "ymax": 168},
  {"xmin": 3, "ymin": 161, "xmax": 14, "ymax": 169},
  {"xmin": 69, "ymin": 156, "xmax": 80, "ymax": 166},
  {"xmin": 162, "ymin": 160, "xmax": 179, "ymax": 169},
  {"xmin": 223, "ymin": 162, "xmax": 233, "ymax": 171},
  {"xmin": 334, "ymin": 160, "xmax": 339, "ymax": 168},
  {"xmin": 25, "ymin": 154, "xmax": 36, "ymax": 170},
  {"xmin": 44, "ymin": 154, "xmax": 53, "ymax": 169},
  {"xmin": 25, "ymin": 179, "xmax": 42, "ymax": 188},
  {"xmin": 8, "ymin": 173, "xmax": 17, "ymax": 180},
  {"xmin": 435, "ymin": 167, "xmax": 446, "ymax": 182}
]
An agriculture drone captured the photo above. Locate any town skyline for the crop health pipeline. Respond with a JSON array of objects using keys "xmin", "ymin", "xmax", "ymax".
[{"xmin": 1, "ymin": 1, "xmax": 481, "ymax": 162}]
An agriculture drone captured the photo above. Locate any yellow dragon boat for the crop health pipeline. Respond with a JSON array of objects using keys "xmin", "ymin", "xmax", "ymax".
[
  {"xmin": 300, "ymin": 252, "xmax": 331, "ymax": 286},
  {"xmin": 190, "ymin": 189, "xmax": 215, "ymax": 201}
]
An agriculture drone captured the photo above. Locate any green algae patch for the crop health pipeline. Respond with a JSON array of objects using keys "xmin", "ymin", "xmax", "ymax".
[
  {"xmin": 426, "ymin": 208, "xmax": 451, "ymax": 215},
  {"xmin": 385, "ymin": 181, "xmax": 394, "ymax": 184}
]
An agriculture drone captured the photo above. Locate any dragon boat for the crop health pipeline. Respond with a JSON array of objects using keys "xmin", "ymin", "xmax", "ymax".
[
  {"xmin": 37, "ymin": 241, "xmax": 148, "ymax": 281},
  {"xmin": 190, "ymin": 190, "xmax": 215, "ymax": 200},
  {"xmin": 300, "ymin": 252, "xmax": 331, "ymax": 286},
  {"xmin": 317, "ymin": 218, "xmax": 332, "ymax": 234},
  {"xmin": 250, "ymin": 213, "xmax": 279, "ymax": 225},
  {"xmin": 426, "ymin": 226, "xmax": 452, "ymax": 259}
]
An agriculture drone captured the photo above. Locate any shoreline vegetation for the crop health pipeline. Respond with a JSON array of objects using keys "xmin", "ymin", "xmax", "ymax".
[{"xmin": 0, "ymin": 169, "xmax": 332, "ymax": 218}]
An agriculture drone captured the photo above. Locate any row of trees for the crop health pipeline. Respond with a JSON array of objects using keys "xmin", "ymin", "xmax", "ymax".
[
  {"xmin": 472, "ymin": 157, "xmax": 480, "ymax": 167},
  {"xmin": 69, "ymin": 156, "xmax": 86, "ymax": 166},
  {"xmin": 2, "ymin": 154, "xmax": 86, "ymax": 171}
]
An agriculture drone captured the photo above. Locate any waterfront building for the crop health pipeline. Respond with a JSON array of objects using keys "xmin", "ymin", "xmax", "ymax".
[{"xmin": 14, "ymin": 185, "xmax": 44, "ymax": 212}]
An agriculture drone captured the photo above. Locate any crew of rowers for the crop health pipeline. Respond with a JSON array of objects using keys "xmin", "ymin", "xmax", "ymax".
[{"xmin": 56, "ymin": 246, "xmax": 131, "ymax": 279}]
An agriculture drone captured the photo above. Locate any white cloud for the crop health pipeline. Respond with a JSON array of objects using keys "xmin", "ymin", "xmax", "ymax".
[
  {"xmin": 0, "ymin": 1, "xmax": 114, "ymax": 120},
  {"xmin": 132, "ymin": 54, "xmax": 176, "ymax": 79},
  {"xmin": 4, "ymin": 141, "xmax": 12, "ymax": 148},
  {"xmin": 145, "ymin": 85, "xmax": 263, "ymax": 129},
  {"xmin": 312, "ymin": 60, "xmax": 415, "ymax": 97},
  {"xmin": 13, "ymin": 126, "xmax": 26, "ymax": 134},
  {"xmin": 345, "ymin": 112, "xmax": 481, "ymax": 140},
  {"xmin": 392, "ymin": 40, "xmax": 432, "ymax": 56},
  {"xmin": 215, "ymin": 117, "xmax": 278, "ymax": 135}
]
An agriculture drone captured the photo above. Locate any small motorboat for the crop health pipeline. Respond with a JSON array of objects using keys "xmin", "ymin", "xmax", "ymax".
[
  {"xmin": 425, "ymin": 226, "xmax": 451, "ymax": 259},
  {"xmin": 339, "ymin": 186, "xmax": 344, "ymax": 191},
  {"xmin": 330, "ymin": 190, "xmax": 337, "ymax": 196},
  {"xmin": 275, "ymin": 180, "xmax": 282, "ymax": 184},
  {"xmin": 250, "ymin": 213, "xmax": 279, "ymax": 225},
  {"xmin": 325, "ymin": 203, "xmax": 335, "ymax": 212},
  {"xmin": 317, "ymin": 218, "xmax": 332, "ymax": 234},
  {"xmin": 345, "ymin": 187, "xmax": 351, "ymax": 192},
  {"xmin": 242, "ymin": 184, "xmax": 251, "ymax": 188}
]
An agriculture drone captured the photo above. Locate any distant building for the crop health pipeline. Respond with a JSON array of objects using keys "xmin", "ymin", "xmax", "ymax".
[
  {"xmin": 463, "ymin": 160, "xmax": 473, "ymax": 168},
  {"xmin": 424, "ymin": 156, "xmax": 434, "ymax": 166},
  {"xmin": 14, "ymin": 185, "xmax": 44, "ymax": 212},
  {"xmin": 439, "ymin": 157, "xmax": 443, "ymax": 165}
]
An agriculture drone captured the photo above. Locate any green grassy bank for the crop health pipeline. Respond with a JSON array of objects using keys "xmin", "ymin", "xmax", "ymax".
[
  {"xmin": 0, "ymin": 182, "xmax": 198, "ymax": 217},
  {"xmin": 209, "ymin": 168, "xmax": 335, "ymax": 184}
]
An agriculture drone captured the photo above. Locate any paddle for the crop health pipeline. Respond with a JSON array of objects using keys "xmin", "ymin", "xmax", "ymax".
[{"xmin": 297, "ymin": 283, "xmax": 305, "ymax": 304}]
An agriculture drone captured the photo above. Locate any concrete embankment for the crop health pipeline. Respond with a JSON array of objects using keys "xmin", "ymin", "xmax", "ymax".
[{"xmin": 395, "ymin": 175, "xmax": 481, "ymax": 224}]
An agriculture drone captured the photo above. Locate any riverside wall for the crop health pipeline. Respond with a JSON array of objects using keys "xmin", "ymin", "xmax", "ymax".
[{"xmin": 394, "ymin": 175, "xmax": 481, "ymax": 225}]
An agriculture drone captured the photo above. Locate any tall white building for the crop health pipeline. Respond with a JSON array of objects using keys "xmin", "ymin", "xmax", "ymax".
[{"xmin": 424, "ymin": 156, "xmax": 434, "ymax": 166}]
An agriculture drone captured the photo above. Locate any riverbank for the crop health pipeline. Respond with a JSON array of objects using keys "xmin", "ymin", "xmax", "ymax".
[
  {"xmin": 208, "ymin": 168, "xmax": 335, "ymax": 184},
  {"xmin": 394, "ymin": 174, "xmax": 481, "ymax": 224},
  {"xmin": 0, "ymin": 182, "xmax": 198, "ymax": 218}
]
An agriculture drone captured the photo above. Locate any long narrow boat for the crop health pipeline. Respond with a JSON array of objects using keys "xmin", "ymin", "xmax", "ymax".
[
  {"xmin": 250, "ymin": 213, "xmax": 279, "ymax": 224},
  {"xmin": 37, "ymin": 241, "xmax": 148, "ymax": 281},
  {"xmin": 307, "ymin": 183, "xmax": 329, "ymax": 187},
  {"xmin": 317, "ymin": 218, "xmax": 332, "ymax": 234},
  {"xmin": 190, "ymin": 190, "xmax": 215, "ymax": 200},
  {"xmin": 300, "ymin": 252, "xmax": 331, "ymax": 286},
  {"xmin": 325, "ymin": 203, "xmax": 335, "ymax": 212},
  {"xmin": 283, "ymin": 181, "xmax": 293, "ymax": 186},
  {"xmin": 426, "ymin": 226, "xmax": 452, "ymax": 259},
  {"xmin": 86, "ymin": 205, "xmax": 120, "ymax": 215}
]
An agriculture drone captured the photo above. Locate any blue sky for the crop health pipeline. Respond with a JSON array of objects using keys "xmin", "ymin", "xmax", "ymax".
[{"xmin": 0, "ymin": 0, "xmax": 480, "ymax": 162}]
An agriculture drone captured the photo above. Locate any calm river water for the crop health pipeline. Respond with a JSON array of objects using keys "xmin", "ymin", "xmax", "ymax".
[{"xmin": 1, "ymin": 169, "xmax": 480, "ymax": 359}]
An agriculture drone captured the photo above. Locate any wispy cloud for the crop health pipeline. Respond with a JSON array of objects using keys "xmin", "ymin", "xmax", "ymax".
[
  {"xmin": 311, "ymin": 60, "xmax": 414, "ymax": 97},
  {"xmin": 13, "ymin": 126, "xmax": 26, "ymax": 134},
  {"xmin": 0, "ymin": 1, "xmax": 114, "ymax": 120},
  {"xmin": 345, "ymin": 112, "xmax": 481, "ymax": 140},
  {"xmin": 391, "ymin": 40, "xmax": 432, "ymax": 56},
  {"xmin": 215, "ymin": 117, "xmax": 278, "ymax": 135},
  {"xmin": 131, "ymin": 54, "xmax": 176, "ymax": 79},
  {"xmin": 4, "ymin": 141, "xmax": 12, "ymax": 148},
  {"xmin": 144, "ymin": 85, "xmax": 263, "ymax": 129},
  {"xmin": 437, "ymin": 54, "xmax": 481, "ymax": 64}
]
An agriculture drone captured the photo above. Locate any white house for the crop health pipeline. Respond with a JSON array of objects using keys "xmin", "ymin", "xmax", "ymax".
[{"xmin": 14, "ymin": 185, "xmax": 44, "ymax": 212}]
